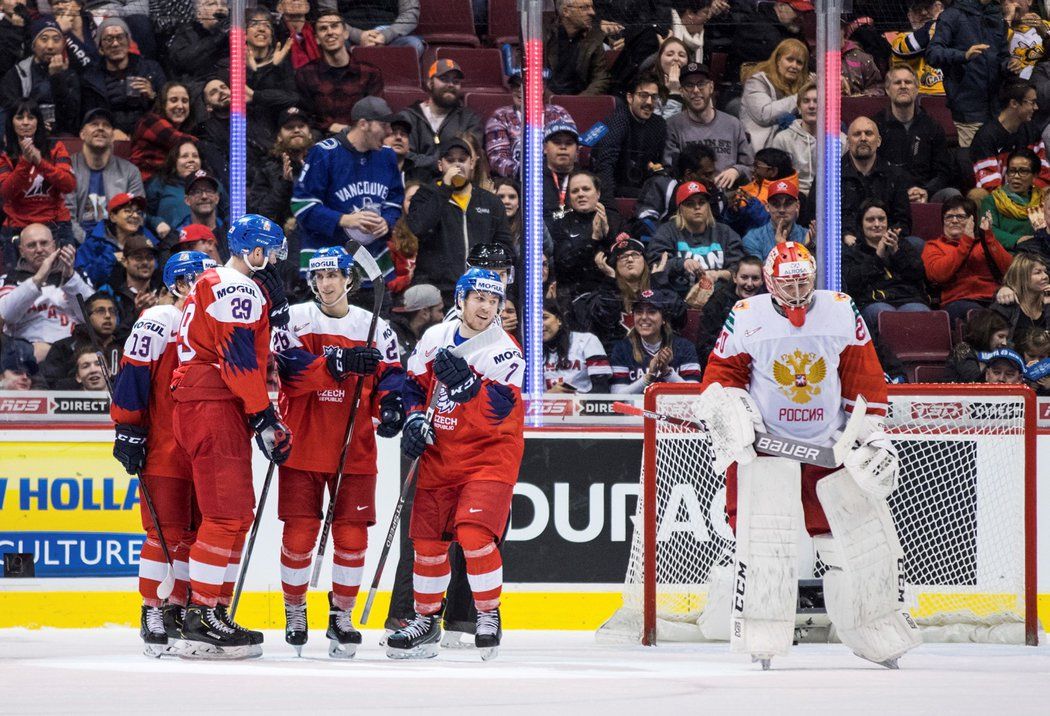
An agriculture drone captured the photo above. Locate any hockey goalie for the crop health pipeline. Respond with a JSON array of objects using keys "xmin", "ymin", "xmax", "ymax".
[{"xmin": 698, "ymin": 242, "xmax": 921, "ymax": 669}]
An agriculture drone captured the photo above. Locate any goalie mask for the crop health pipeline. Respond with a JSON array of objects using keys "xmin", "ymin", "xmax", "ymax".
[
  {"xmin": 764, "ymin": 241, "xmax": 816, "ymax": 328},
  {"xmin": 308, "ymin": 246, "xmax": 360, "ymax": 306}
]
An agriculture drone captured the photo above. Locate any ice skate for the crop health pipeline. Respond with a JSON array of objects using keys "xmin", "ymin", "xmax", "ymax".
[
  {"xmin": 284, "ymin": 602, "xmax": 308, "ymax": 656},
  {"xmin": 140, "ymin": 605, "xmax": 169, "ymax": 658},
  {"xmin": 326, "ymin": 592, "xmax": 362, "ymax": 659},
  {"xmin": 177, "ymin": 605, "xmax": 258, "ymax": 660},
  {"xmin": 385, "ymin": 612, "xmax": 441, "ymax": 659},
  {"xmin": 440, "ymin": 618, "xmax": 476, "ymax": 649},
  {"xmin": 215, "ymin": 604, "xmax": 264, "ymax": 653},
  {"xmin": 475, "ymin": 609, "xmax": 501, "ymax": 661},
  {"xmin": 752, "ymin": 655, "xmax": 773, "ymax": 671},
  {"xmin": 381, "ymin": 616, "xmax": 410, "ymax": 647}
]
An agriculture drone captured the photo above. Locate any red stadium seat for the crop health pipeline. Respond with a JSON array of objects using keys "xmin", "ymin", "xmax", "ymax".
[
  {"xmin": 113, "ymin": 140, "xmax": 131, "ymax": 160},
  {"xmin": 351, "ymin": 46, "xmax": 422, "ymax": 89},
  {"xmin": 56, "ymin": 136, "xmax": 82, "ymax": 156},
  {"xmin": 680, "ymin": 308, "xmax": 703, "ymax": 344},
  {"xmin": 910, "ymin": 202, "xmax": 943, "ymax": 241},
  {"xmin": 709, "ymin": 52, "xmax": 728, "ymax": 85},
  {"xmin": 878, "ymin": 310, "xmax": 952, "ymax": 365},
  {"xmin": 436, "ymin": 48, "xmax": 507, "ymax": 92},
  {"xmin": 487, "ymin": 0, "xmax": 520, "ymax": 46},
  {"xmin": 615, "ymin": 197, "xmax": 637, "ymax": 220},
  {"xmin": 919, "ymin": 95, "xmax": 957, "ymax": 144},
  {"xmin": 841, "ymin": 96, "xmax": 886, "ymax": 128},
  {"xmin": 417, "ymin": 0, "xmax": 480, "ymax": 47},
  {"xmin": 466, "ymin": 92, "xmax": 513, "ymax": 125},
  {"xmin": 382, "ymin": 87, "xmax": 428, "ymax": 113},
  {"xmin": 913, "ymin": 363, "xmax": 950, "ymax": 383}
]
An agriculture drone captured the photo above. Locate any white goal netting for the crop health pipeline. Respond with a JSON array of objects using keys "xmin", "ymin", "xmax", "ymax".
[{"xmin": 598, "ymin": 385, "xmax": 1037, "ymax": 645}]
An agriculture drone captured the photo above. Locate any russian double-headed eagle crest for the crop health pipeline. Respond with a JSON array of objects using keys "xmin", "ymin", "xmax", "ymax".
[{"xmin": 773, "ymin": 350, "xmax": 826, "ymax": 404}]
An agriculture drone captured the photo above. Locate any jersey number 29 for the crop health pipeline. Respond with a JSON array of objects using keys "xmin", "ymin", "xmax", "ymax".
[{"xmin": 177, "ymin": 304, "xmax": 197, "ymax": 363}]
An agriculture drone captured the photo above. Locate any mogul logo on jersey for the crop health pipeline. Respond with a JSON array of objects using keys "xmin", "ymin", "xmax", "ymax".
[
  {"xmin": 773, "ymin": 350, "xmax": 826, "ymax": 404},
  {"xmin": 215, "ymin": 283, "xmax": 260, "ymax": 300}
]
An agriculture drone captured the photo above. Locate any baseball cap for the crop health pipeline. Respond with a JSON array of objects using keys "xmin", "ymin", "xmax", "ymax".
[
  {"xmin": 122, "ymin": 234, "xmax": 158, "ymax": 256},
  {"xmin": 351, "ymin": 96, "xmax": 397, "ymax": 123},
  {"xmin": 391, "ymin": 111, "xmax": 412, "ymax": 132},
  {"xmin": 393, "ymin": 284, "xmax": 443, "ymax": 313},
  {"xmin": 767, "ymin": 179, "xmax": 799, "ymax": 201},
  {"xmin": 984, "ymin": 348, "xmax": 1025, "ymax": 374},
  {"xmin": 544, "ymin": 119, "xmax": 579, "ymax": 142},
  {"xmin": 674, "ymin": 181, "xmax": 709, "ymax": 205},
  {"xmin": 631, "ymin": 288, "xmax": 679, "ymax": 315},
  {"xmin": 439, "ymin": 137, "xmax": 473, "ymax": 159},
  {"xmin": 605, "ymin": 233, "xmax": 645, "ymax": 267},
  {"xmin": 428, "ymin": 59, "xmax": 464, "ymax": 79},
  {"xmin": 82, "ymin": 106, "xmax": 115, "ymax": 127},
  {"xmin": 277, "ymin": 106, "xmax": 309, "ymax": 128},
  {"xmin": 782, "ymin": 0, "xmax": 815, "ymax": 12},
  {"xmin": 680, "ymin": 62, "xmax": 711, "ymax": 84},
  {"xmin": 107, "ymin": 193, "xmax": 147, "ymax": 213},
  {"xmin": 0, "ymin": 339, "xmax": 38, "ymax": 376},
  {"xmin": 176, "ymin": 224, "xmax": 217, "ymax": 245},
  {"xmin": 184, "ymin": 169, "xmax": 220, "ymax": 193}
]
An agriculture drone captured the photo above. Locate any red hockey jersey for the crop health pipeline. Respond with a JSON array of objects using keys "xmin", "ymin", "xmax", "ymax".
[
  {"xmin": 111, "ymin": 304, "xmax": 191, "ymax": 478},
  {"xmin": 171, "ymin": 265, "xmax": 272, "ymax": 415},
  {"xmin": 272, "ymin": 301, "xmax": 403, "ymax": 474},
  {"xmin": 405, "ymin": 320, "xmax": 525, "ymax": 489}
]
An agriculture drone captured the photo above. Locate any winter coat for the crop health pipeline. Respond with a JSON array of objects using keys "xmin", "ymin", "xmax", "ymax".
[
  {"xmin": 550, "ymin": 208, "xmax": 620, "ymax": 299},
  {"xmin": 922, "ymin": 229, "xmax": 1014, "ymax": 305},
  {"xmin": 873, "ymin": 106, "xmax": 955, "ymax": 197},
  {"xmin": 248, "ymin": 153, "xmax": 295, "ymax": 228},
  {"xmin": 842, "ymin": 238, "xmax": 930, "ymax": 309},
  {"xmin": 591, "ymin": 100, "xmax": 667, "ymax": 200},
  {"xmin": 0, "ymin": 57, "xmax": 81, "ymax": 135},
  {"xmin": 838, "ymin": 156, "xmax": 913, "ymax": 237},
  {"xmin": 166, "ymin": 21, "xmax": 229, "ymax": 82},
  {"xmin": 399, "ymin": 101, "xmax": 482, "ymax": 179},
  {"xmin": 73, "ymin": 220, "xmax": 158, "ymax": 290},
  {"xmin": 80, "ymin": 54, "xmax": 166, "ymax": 135},
  {"xmin": 544, "ymin": 20, "xmax": 610, "ymax": 96},
  {"xmin": 740, "ymin": 71, "xmax": 800, "ymax": 151}
]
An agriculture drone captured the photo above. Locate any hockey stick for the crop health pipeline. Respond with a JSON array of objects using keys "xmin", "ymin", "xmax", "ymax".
[
  {"xmin": 76, "ymin": 295, "xmax": 177, "ymax": 600},
  {"xmin": 309, "ymin": 241, "xmax": 387, "ymax": 588},
  {"xmin": 612, "ymin": 397, "xmax": 868, "ymax": 469},
  {"xmin": 359, "ymin": 323, "xmax": 504, "ymax": 625},
  {"xmin": 229, "ymin": 460, "xmax": 275, "ymax": 619}
]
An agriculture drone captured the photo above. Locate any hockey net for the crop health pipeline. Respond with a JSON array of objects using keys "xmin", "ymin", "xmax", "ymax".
[{"xmin": 597, "ymin": 384, "xmax": 1039, "ymax": 646}]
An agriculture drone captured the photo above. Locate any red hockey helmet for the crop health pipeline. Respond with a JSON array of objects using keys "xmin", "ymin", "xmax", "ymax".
[{"xmin": 763, "ymin": 241, "xmax": 816, "ymax": 327}]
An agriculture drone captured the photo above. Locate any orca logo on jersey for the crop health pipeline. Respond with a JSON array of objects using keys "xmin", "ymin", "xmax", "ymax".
[
  {"xmin": 733, "ymin": 561, "xmax": 747, "ymax": 614},
  {"xmin": 215, "ymin": 284, "xmax": 259, "ymax": 300}
]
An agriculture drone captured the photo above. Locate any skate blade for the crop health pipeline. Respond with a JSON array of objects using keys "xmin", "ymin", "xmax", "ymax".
[
  {"xmin": 751, "ymin": 655, "xmax": 773, "ymax": 671},
  {"xmin": 328, "ymin": 640, "xmax": 358, "ymax": 659},
  {"xmin": 142, "ymin": 642, "xmax": 169, "ymax": 659},
  {"xmin": 479, "ymin": 645, "xmax": 499, "ymax": 661},
  {"xmin": 292, "ymin": 645, "xmax": 303, "ymax": 657},
  {"xmin": 385, "ymin": 642, "xmax": 440, "ymax": 660},
  {"xmin": 857, "ymin": 654, "xmax": 900, "ymax": 670},
  {"xmin": 175, "ymin": 640, "xmax": 261, "ymax": 661},
  {"xmin": 440, "ymin": 632, "xmax": 475, "ymax": 649}
]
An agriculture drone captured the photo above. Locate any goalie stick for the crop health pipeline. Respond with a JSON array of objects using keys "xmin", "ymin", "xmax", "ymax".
[
  {"xmin": 611, "ymin": 397, "xmax": 868, "ymax": 469},
  {"xmin": 359, "ymin": 323, "xmax": 504, "ymax": 625}
]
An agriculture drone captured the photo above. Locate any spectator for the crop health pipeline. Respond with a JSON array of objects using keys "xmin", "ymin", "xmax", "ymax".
[
  {"xmin": 493, "ymin": 177, "xmax": 523, "ymax": 248},
  {"xmin": 843, "ymin": 198, "xmax": 931, "ymax": 332},
  {"xmin": 927, "ymin": 0, "xmax": 1010, "ymax": 147},
  {"xmin": 384, "ymin": 112, "xmax": 419, "ymax": 182},
  {"xmin": 729, "ymin": 147, "xmax": 798, "ymax": 235},
  {"xmin": 728, "ymin": 0, "xmax": 810, "ymax": 84},
  {"xmin": 890, "ymin": 0, "xmax": 946, "ymax": 96},
  {"xmin": 0, "ymin": 337, "xmax": 37, "ymax": 390},
  {"xmin": 742, "ymin": 179, "xmax": 812, "ymax": 259},
  {"xmin": 551, "ymin": 170, "xmax": 620, "ymax": 301},
  {"xmin": 838, "ymin": 117, "xmax": 913, "ymax": 244},
  {"xmin": 946, "ymin": 307, "xmax": 1010, "ymax": 382},
  {"xmin": 874, "ymin": 65, "xmax": 957, "ymax": 205},
  {"xmin": 195, "ymin": 76, "xmax": 241, "ymax": 182},
  {"xmin": 82, "ymin": 17, "xmax": 165, "ymax": 137},
  {"xmin": 146, "ymin": 141, "xmax": 228, "ymax": 241},
  {"xmin": 770, "ymin": 80, "xmax": 847, "ymax": 197},
  {"xmin": 112, "ymin": 233, "xmax": 160, "ymax": 326},
  {"xmin": 66, "ymin": 107, "xmax": 146, "ymax": 243},
  {"xmin": 73, "ymin": 345, "xmax": 108, "ymax": 391},
  {"xmin": 543, "ymin": 118, "xmax": 581, "ymax": 224},
  {"xmin": 275, "ymin": 0, "xmax": 320, "ymax": 70},
  {"xmin": 295, "ymin": 10, "xmax": 383, "ymax": 134},
  {"xmin": 389, "ymin": 282, "xmax": 444, "ymax": 356},
  {"xmin": 167, "ymin": 0, "xmax": 231, "ymax": 82},
  {"xmin": 922, "ymin": 197, "xmax": 1013, "ymax": 323},
  {"xmin": 663, "ymin": 62, "xmax": 754, "ymax": 189},
  {"xmin": 248, "ymin": 106, "xmax": 314, "ymax": 232},
  {"xmin": 633, "ymin": 141, "xmax": 712, "ymax": 241},
  {"xmin": 1018, "ymin": 327, "xmax": 1050, "ymax": 393},
  {"xmin": 542, "ymin": 297, "xmax": 611, "ymax": 393},
  {"xmin": 649, "ymin": 36, "xmax": 688, "ymax": 120},
  {"xmin": 86, "ymin": 3, "xmax": 157, "ymax": 59},
  {"xmin": 40, "ymin": 291, "xmax": 123, "ymax": 388},
  {"xmin": 406, "ymin": 137, "xmax": 513, "ymax": 304},
  {"xmin": 544, "ymin": 0, "xmax": 610, "ymax": 96},
  {"xmin": 575, "ymin": 234, "xmax": 655, "ymax": 349},
  {"xmin": 485, "ymin": 74, "xmax": 573, "ymax": 179},
  {"xmin": 1017, "ymin": 189, "xmax": 1050, "ymax": 263},
  {"xmin": 177, "ymin": 168, "xmax": 226, "ymax": 238},
  {"xmin": 981, "ymin": 147, "xmax": 1042, "ymax": 250},
  {"xmin": 0, "ymin": 224, "xmax": 91, "ymax": 362},
  {"xmin": 1004, "ymin": 0, "xmax": 1049, "ymax": 80},
  {"xmin": 841, "ymin": 18, "xmax": 885, "ymax": 96},
  {"xmin": 338, "ymin": 0, "xmax": 424, "ymax": 56},
  {"xmin": 459, "ymin": 131, "xmax": 494, "ymax": 192},
  {"xmin": 970, "ymin": 79, "xmax": 1049, "ymax": 201},
  {"xmin": 592, "ymin": 73, "xmax": 667, "ymax": 201},
  {"xmin": 170, "ymin": 223, "xmax": 221, "ymax": 264},
  {"xmin": 609, "ymin": 288, "xmax": 700, "ymax": 393},
  {"xmin": 129, "ymin": 81, "xmax": 196, "ymax": 183},
  {"xmin": 0, "ymin": 0, "xmax": 29, "ymax": 79},
  {"xmin": 982, "ymin": 346, "xmax": 1025, "ymax": 383},
  {"xmin": 400, "ymin": 60, "xmax": 482, "ymax": 180},
  {"xmin": 0, "ymin": 15, "xmax": 81, "ymax": 136},
  {"xmin": 696, "ymin": 255, "xmax": 765, "ymax": 366},
  {"xmin": 52, "ymin": 0, "xmax": 101, "ymax": 74},
  {"xmin": 992, "ymin": 252, "xmax": 1050, "ymax": 343},
  {"xmin": 662, "ymin": 1, "xmax": 731, "ymax": 65},
  {"xmin": 0, "ymin": 100, "xmax": 76, "ymax": 267},
  {"xmin": 74, "ymin": 192, "xmax": 156, "ymax": 289},
  {"xmin": 647, "ymin": 180, "xmax": 743, "ymax": 308},
  {"xmin": 501, "ymin": 296, "xmax": 520, "ymax": 341},
  {"xmin": 740, "ymin": 38, "xmax": 811, "ymax": 151}
]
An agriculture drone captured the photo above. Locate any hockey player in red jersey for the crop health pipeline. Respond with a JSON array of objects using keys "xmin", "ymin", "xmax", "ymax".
[
  {"xmin": 386, "ymin": 268, "xmax": 525, "ymax": 661},
  {"xmin": 171, "ymin": 214, "xmax": 294, "ymax": 659},
  {"xmin": 111, "ymin": 250, "xmax": 215, "ymax": 657},
  {"xmin": 271, "ymin": 245, "xmax": 405, "ymax": 658},
  {"xmin": 698, "ymin": 242, "xmax": 921, "ymax": 668}
]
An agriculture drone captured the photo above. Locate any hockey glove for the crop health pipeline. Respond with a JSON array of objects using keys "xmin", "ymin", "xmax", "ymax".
[
  {"xmin": 844, "ymin": 420, "xmax": 899, "ymax": 499},
  {"xmin": 326, "ymin": 346, "xmax": 382, "ymax": 380},
  {"xmin": 113, "ymin": 424, "xmax": 148, "ymax": 475},
  {"xmin": 433, "ymin": 348, "xmax": 480, "ymax": 403},
  {"xmin": 249, "ymin": 405, "xmax": 293, "ymax": 464},
  {"xmin": 253, "ymin": 264, "xmax": 290, "ymax": 329},
  {"xmin": 377, "ymin": 392, "xmax": 406, "ymax": 438},
  {"xmin": 401, "ymin": 412, "xmax": 434, "ymax": 459}
]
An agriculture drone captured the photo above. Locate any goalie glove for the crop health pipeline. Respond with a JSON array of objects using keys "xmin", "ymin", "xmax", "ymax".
[
  {"xmin": 249, "ymin": 405, "xmax": 293, "ymax": 464},
  {"xmin": 401, "ymin": 412, "xmax": 434, "ymax": 459},
  {"xmin": 695, "ymin": 383, "xmax": 766, "ymax": 472},
  {"xmin": 844, "ymin": 416, "xmax": 899, "ymax": 499},
  {"xmin": 113, "ymin": 424, "xmax": 147, "ymax": 475},
  {"xmin": 433, "ymin": 348, "xmax": 481, "ymax": 403}
]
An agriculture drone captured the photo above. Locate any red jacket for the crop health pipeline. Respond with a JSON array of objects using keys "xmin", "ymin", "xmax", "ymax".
[
  {"xmin": 0, "ymin": 141, "xmax": 75, "ymax": 227},
  {"xmin": 922, "ymin": 229, "xmax": 1014, "ymax": 305},
  {"xmin": 130, "ymin": 112, "xmax": 196, "ymax": 183}
]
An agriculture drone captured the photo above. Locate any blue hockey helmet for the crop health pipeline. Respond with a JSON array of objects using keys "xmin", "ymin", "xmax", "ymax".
[
  {"xmin": 227, "ymin": 214, "xmax": 287, "ymax": 269},
  {"xmin": 454, "ymin": 267, "xmax": 505, "ymax": 309},
  {"xmin": 163, "ymin": 250, "xmax": 216, "ymax": 297},
  {"xmin": 307, "ymin": 246, "xmax": 359, "ymax": 305}
]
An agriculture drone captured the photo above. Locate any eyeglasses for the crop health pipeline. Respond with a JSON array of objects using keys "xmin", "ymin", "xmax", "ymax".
[
  {"xmin": 90, "ymin": 307, "xmax": 118, "ymax": 316},
  {"xmin": 943, "ymin": 213, "xmax": 970, "ymax": 222},
  {"xmin": 617, "ymin": 251, "xmax": 642, "ymax": 261},
  {"xmin": 100, "ymin": 34, "xmax": 128, "ymax": 45},
  {"xmin": 682, "ymin": 81, "xmax": 710, "ymax": 91},
  {"xmin": 1006, "ymin": 167, "xmax": 1034, "ymax": 176},
  {"xmin": 631, "ymin": 91, "xmax": 657, "ymax": 101}
]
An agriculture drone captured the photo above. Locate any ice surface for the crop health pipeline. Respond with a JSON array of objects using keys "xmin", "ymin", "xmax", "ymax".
[{"xmin": 2, "ymin": 629, "xmax": 1049, "ymax": 714}]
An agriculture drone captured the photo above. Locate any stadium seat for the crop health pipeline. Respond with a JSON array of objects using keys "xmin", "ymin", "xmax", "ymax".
[
  {"xmin": 383, "ymin": 88, "xmax": 428, "ymax": 113},
  {"xmin": 919, "ymin": 95, "xmax": 957, "ymax": 144},
  {"xmin": 436, "ymin": 48, "xmax": 507, "ymax": 92},
  {"xmin": 550, "ymin": 94, "xmax": 616, "ymax": 136},
  {"xmin": 878, "ymin": 310, "xmax": 952, "ymax": 365},
  {"xmin": 351, "ymin": 46, "xmax": 422, "ymax": 89},
  {"xmin": 114, "ymin": 140, "xmax": 131, "ymax": 160},
  {"xmin": 913, "ymin": 364, "xmax": 950, "ymax": 383},
  {"xmin": 466, "ymin": 92, "xmax": 512, "ymax": 125},
  {"xmin": 487, "ymin": 0, "xmax": 520, "ymax": 46},
  {"xmin": 56, "ymin": 136, "xmax": 82, "ymax": 156},
  {"xmin": 910, "ymin": 201, "xmax": 943, "ymax": 241},
  {"xmin": 841, "ymin": 96, "xmax": 885, "ymax": 128},
  {"xmin": 417, "ymin": 0, "xmax": 480, "ymax": 47},
  {"xmin": 709, "ymin": 52, "xmax": 728, "ymax": 85},
  {"xmin": 680, "ymin": 308, "xmax": 703, "ymax": 344},
  {"xmin": 615, "ymin": 197, "xmax": 637, "ymax": 220}
]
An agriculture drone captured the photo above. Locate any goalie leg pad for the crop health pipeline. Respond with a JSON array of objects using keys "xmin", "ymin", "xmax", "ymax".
[
  {"xmin": 730, "ymin": 457, "xmax": 801, "ymax": 658},
  {"xmin": 697, "ymin": 563, "xmax": 733, "ymax": 641},
  {"xmin": 815, "ymin": 470, "xmax": 922, "ymax": 665}
]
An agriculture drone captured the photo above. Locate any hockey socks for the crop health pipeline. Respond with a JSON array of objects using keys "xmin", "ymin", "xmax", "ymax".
[
  {"xmin": 460, "ymin": 525, "xmax": 503, "ymax": 613},
  {"xmin": 139, "ymin": 536, "xmax": 189, "ymax": 607},
  {"xmin": 188, "ymin": 517, "xmax": 251, "ymax": 607},
  {"xmin": 413, "ymin": 547, "xmax": 452, "ymax": 615}
]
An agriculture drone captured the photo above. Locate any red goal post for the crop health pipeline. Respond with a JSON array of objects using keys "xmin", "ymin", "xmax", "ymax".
[{"xmin": 604, "ymin": 383, "xmax": 1039, "ymax": 647}]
